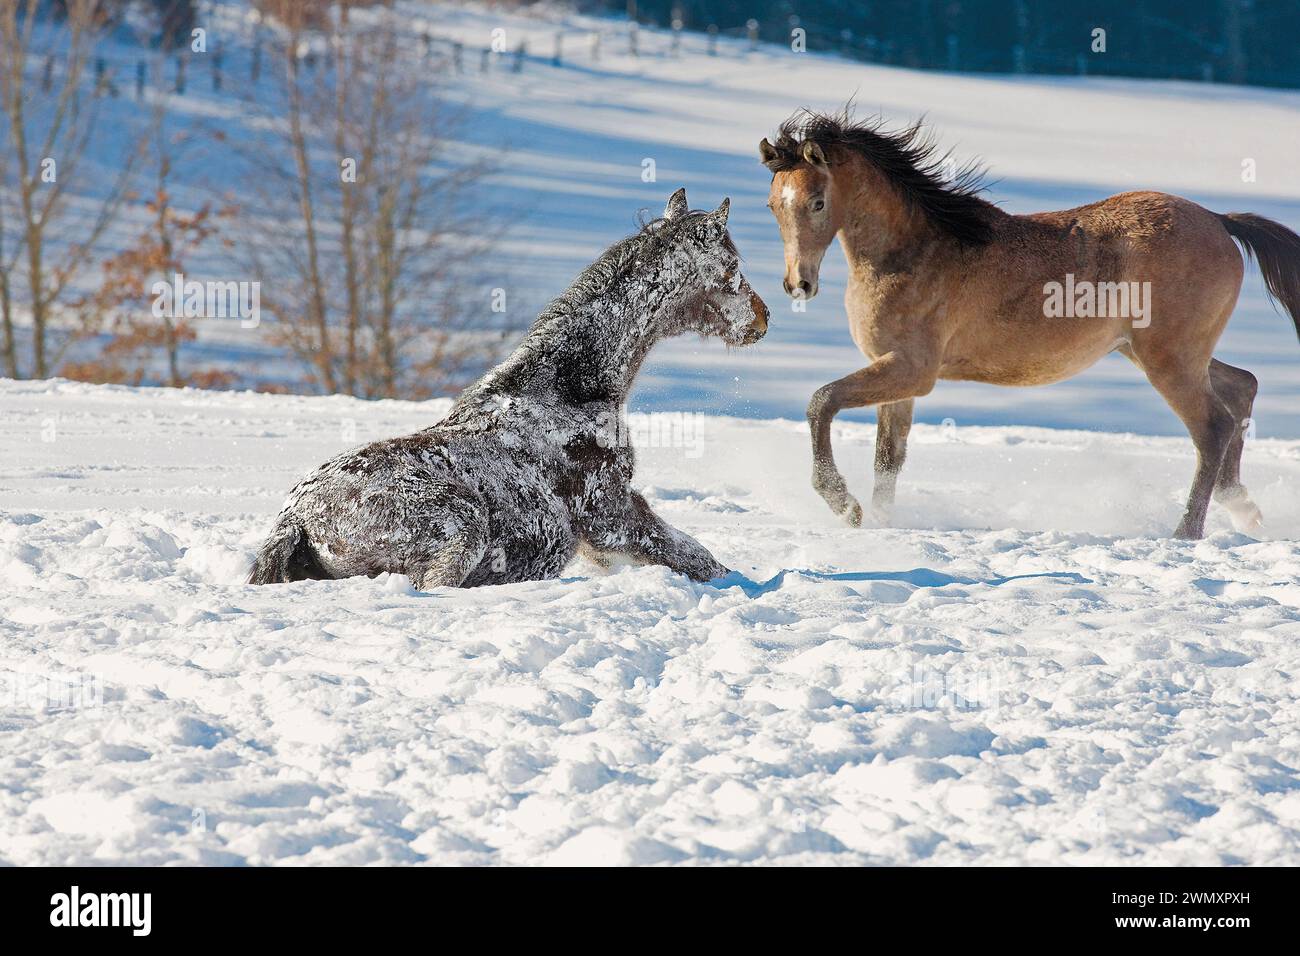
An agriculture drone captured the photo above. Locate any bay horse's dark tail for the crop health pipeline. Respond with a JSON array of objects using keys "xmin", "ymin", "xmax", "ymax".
[
  {"xmin": 1218, "ymin": 212, "xmax": 1300, "ymax": 342},
  {"xmin": 247, "ymin": 516, "xmax": 328, "ymax": 584}
]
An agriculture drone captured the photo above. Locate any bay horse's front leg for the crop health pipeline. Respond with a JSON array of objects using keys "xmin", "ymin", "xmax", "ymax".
[
  {"xmin": 807, "ymin": 355, "xmax": 934, "ymax": 526},
  {"xmin": 582, "ymin": 490, "xmax": 729, "ymax": 582},
  {"xmin": 872, "ymin": 399, "xmax": 914, "ymax": 522}
]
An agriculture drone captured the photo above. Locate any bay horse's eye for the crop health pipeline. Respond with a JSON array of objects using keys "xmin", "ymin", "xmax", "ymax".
[{"xmin": 812, "ymin": 199, "xmax": 825, "ymax": 212}]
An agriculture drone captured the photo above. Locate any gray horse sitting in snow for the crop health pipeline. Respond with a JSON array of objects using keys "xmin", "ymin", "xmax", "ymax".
[{"xmin": 249, "ymin": 189, "xmax": 769, "ymax": 590}]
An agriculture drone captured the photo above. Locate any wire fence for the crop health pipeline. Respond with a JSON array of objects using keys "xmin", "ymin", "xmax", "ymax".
[{"xmin": 27, "ymin": 6, "xmax": 1300, "ymax": 105}]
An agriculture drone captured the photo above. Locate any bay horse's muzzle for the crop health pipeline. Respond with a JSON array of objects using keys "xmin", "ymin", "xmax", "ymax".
[{"xmin": 783, "ymin": 275, "xmax": 818, "ymax": 300}]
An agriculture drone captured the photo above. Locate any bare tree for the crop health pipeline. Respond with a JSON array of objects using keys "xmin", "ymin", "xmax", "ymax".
[
  {"xmin": 239, "ymin": 4, "xmax": 516, "ymax": 399},
  {"xmin": 0, "ymin": 0, "xmax": 145, "ymax": 378},
  {"xmin": 64, "ymin": 121, "xmax": 235, "ymax": 388},
  {"xmin": 0, "ymin": 95, "xmax": 15, "ymax": 377},
  {"xmin": 62, "ymin": 5, "xmax": 236, "ymax": 390}
]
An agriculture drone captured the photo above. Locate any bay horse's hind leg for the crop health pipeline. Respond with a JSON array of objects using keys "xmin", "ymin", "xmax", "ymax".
[
  {"xmin": 1209, "ymin": 358, "xmax": 1263, "ymax": 533},
  {"xmin": 871, "ymin": 399, "xmax": 914, "ymax": 522},
  {"xmin": 1131, "ymin": 355, "xmax": 1236, "ymax": 539}
]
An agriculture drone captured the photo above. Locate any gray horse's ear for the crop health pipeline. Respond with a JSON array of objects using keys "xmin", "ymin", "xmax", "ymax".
[
  {"xmin": 802, "ymin": 140, "xmax": 827, "ymax": 167},
  {"xmin": 664, "ymin": 187, "xmax": 689, "ymax": 220},
  {"xmin": 712, "ymin": 197, "xmax": 730, "ymax": 226},
  {"xmin": 759, "ymin": 138, "xmax": 779, "ymax": 166}
]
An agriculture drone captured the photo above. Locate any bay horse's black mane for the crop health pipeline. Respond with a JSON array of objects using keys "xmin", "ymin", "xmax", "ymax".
[{"xmin": 763, "ymin": 108, "xmax": 997, "ymax": 245}]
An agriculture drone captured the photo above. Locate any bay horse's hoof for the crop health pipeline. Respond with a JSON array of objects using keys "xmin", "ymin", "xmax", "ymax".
[
  {"xmin": 813, "ymin": 467, "xmax": 860, "ymax": 526},
  {"xmin": 842, "ymin": 498, "xmax": 863, "ymax": 528},
  {"xmin": 1224, "ymin": 497, "xmax": 1264, "ymax": 535},
  {"xmin": 1235, "ymin": 507, "xmax": 1264, "ymax": 535}
]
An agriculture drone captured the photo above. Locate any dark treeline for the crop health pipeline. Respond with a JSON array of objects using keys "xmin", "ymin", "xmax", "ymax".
[{"xmin": 595, "ymin": 1, "xmax": 1299, "ymax": 88}]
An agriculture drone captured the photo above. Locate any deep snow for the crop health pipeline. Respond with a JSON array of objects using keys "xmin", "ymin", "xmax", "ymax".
[{"xmin": 3, "ymin": 379, "xmax": 1299, "ymax": 865}]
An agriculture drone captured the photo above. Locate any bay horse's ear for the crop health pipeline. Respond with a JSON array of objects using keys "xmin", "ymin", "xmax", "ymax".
[
  {"xmin": 759, "ymin": 138, "xmax": 779, "ymax": 166},
  {"xmin": 802, "ymin": 140, "xmax": 828, "ymax": 168},
  {"xmin": 712, "ymin": 197, "xmax": 730, "ymax": 227},
  {"xmin": 664, "ymin": 187, "xmax": 689, "ymax": 220}
]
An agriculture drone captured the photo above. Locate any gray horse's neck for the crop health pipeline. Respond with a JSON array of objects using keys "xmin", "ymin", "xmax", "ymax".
[
  {"xmin": 465, "ymin": 276, "xmax": 680, "ymax": 412},
  {"xmin": 563, "ymin": 283, "xmax": 679, "ymax": 405}
]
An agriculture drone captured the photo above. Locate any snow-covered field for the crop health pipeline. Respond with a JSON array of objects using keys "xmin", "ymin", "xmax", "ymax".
[
  {"xmin": 3, "ymin": 379, "xmax": 1300, "ymax": 865},
  {"xmin": 6, "ymin": 1, "xmax": 1300, "ymax": 867}
]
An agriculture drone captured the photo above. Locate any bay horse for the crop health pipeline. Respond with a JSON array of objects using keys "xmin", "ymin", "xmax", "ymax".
[
  {"xmin": 760, "ymin": 108, "xmax": 1300, "ymax": 539},
  {"xmin": 249, "ymin": 189, "xmax": 768, "ymax": 589}
]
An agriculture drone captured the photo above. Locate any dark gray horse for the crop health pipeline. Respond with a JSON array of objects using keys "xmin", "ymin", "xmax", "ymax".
[{"xmin": 249, "ymin": 189, "xmax": 769, "ymax": 589}]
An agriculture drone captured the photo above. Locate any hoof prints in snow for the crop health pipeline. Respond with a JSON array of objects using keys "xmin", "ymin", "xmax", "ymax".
[{"xmin": 2, "ymin": 382, "xmax": 1300, "ymax": 864}]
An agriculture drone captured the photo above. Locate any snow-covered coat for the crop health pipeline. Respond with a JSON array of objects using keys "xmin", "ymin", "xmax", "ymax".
[{"xmin": 248, "ymin": 189, "xmax": 769, "ymax": 589}]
